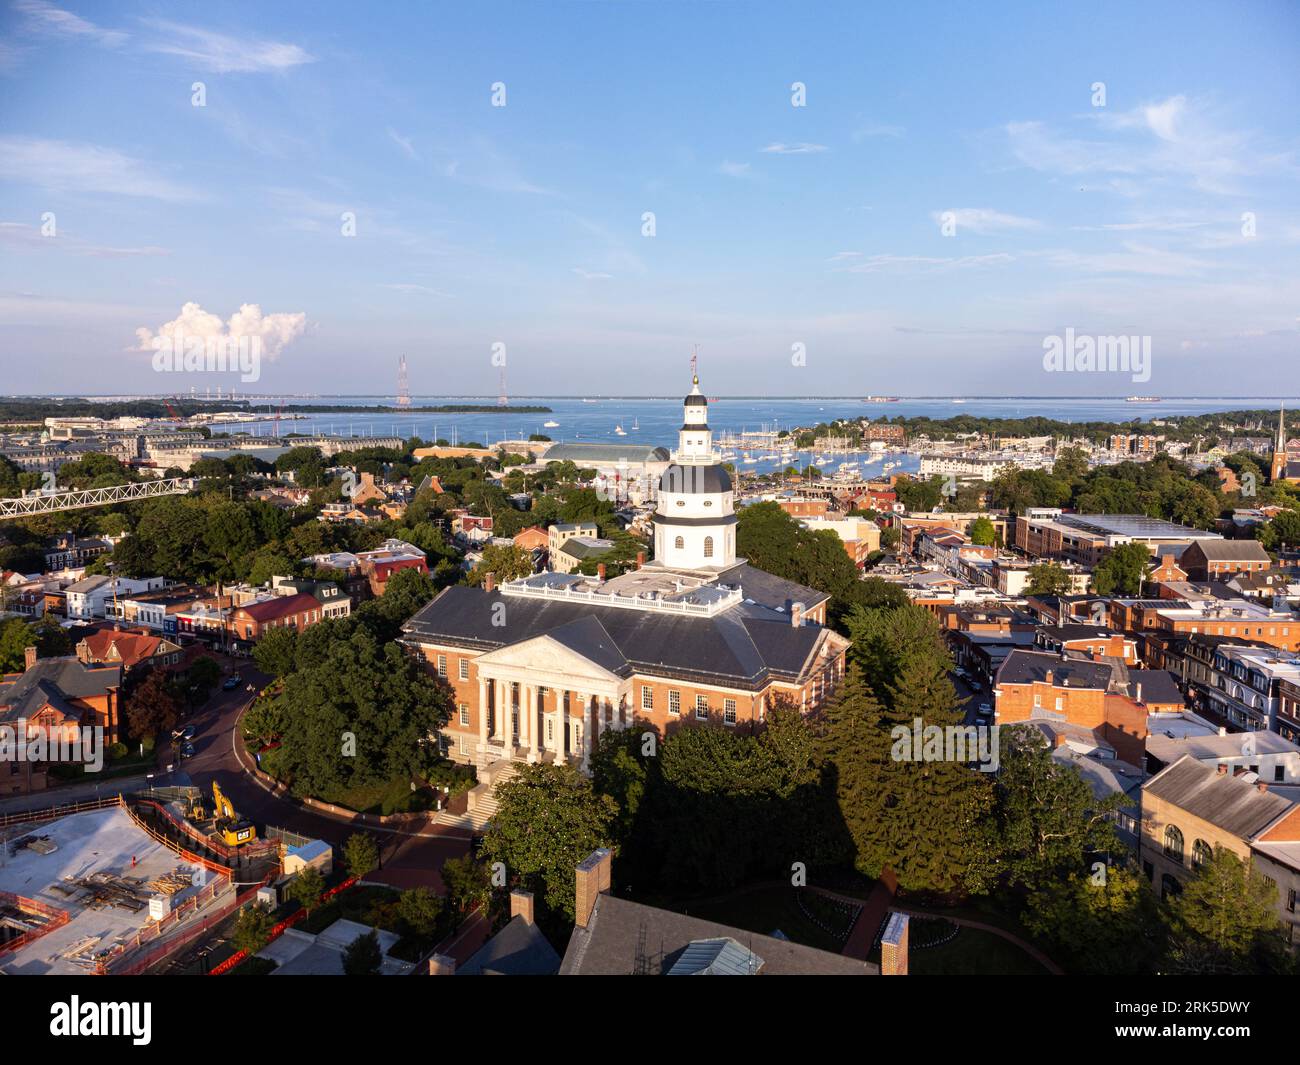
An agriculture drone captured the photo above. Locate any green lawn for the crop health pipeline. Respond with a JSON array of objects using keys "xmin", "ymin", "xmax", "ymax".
[{"xmin": 910, "ymin": 926, "xmax": 1050, "ymax": 975}]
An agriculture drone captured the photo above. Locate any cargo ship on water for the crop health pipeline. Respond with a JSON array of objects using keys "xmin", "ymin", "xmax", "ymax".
[
  {"xmin": 863, "ymin": 395, "xmax": 900, "ymax": 403},
  {"xmin": 1125, "ymin": 395, "xmax": 1161, "ymax": 403}
]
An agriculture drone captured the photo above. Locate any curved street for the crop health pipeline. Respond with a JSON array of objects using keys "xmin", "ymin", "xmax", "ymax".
[{"xmin": 173, "ymin": 663, "xmax": 472, "ymax": 892}]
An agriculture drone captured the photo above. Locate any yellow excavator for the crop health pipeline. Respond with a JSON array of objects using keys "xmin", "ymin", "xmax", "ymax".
[{"xmin": 211, "ymin": 781, "xmax": 257, "ymax": 847}]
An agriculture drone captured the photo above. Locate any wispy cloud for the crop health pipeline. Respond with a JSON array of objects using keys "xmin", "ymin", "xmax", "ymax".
[
  {"xmin": 1006, "ymin": 95, "xmax": 1295, "ymax": 196},
  {"xmin": 13, "ymin": 0, "xmax": 127, "ymax": 46},
  {"xmin": 140, "ymin": 19, "xmax": 314, "ymax": 73},
  {"xmin": 718, "ymin": 160, "xmax": 751, "ymax": 178},
  {"xmin": 387, "ymin": 128, "xmax": 417, "ymax": 160},
  {"xmin": 760, "ymin": 142, "xmax": 828, "ymax": 155},
  {"xmin": 930, "ymin": 208, "xmax": 1040, "ymax": 235},
  {"xmin": 572, "ymin": 268, "xmax": 613, "ymax": 281},
  {"xmin": 0, "ymin": 137, "xmax": 199, "ymax": 201}
]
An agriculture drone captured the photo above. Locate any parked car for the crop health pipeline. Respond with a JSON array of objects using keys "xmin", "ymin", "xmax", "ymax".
[
  {"xmin": 222, "ymin": 674, "xmax": 242, "ymax": 691},
  {"xmin": 180, "ymin": 741, "xmax": 196, "ymax": 758}
]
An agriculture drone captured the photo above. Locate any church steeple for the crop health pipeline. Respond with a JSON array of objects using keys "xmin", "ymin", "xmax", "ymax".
[{"xmin": 1271, "ymin": 404, "xmax": 1288, "ymax": 484}]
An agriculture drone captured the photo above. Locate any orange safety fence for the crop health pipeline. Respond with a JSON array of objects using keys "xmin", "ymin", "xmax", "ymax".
[
  {"xmin": 120, "ymin": 800, "xmax": 235, "ymax": 878},
  {"xmin": 132, "ymin": 798, "xmax": 279, "ymax": 864},
  {"xmin": 207, "ymin": 875, "xmax": 359, "ymax": 975},
  {"xmin": 0, "ymin": 891, "xmax": 70, "ymax": 955}
]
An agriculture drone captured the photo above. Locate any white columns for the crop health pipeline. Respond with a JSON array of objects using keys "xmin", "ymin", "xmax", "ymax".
[
  {"xmin": 478, "ymin": 675, "xmax": 488, "ymax": 749},
  {"xmin": 581, "ymin": 694, "xmax": 593, "ymax": 773},
  {"xmin": 522, "ymin": 684, "xmax": 535, "ymax": 762},
  {"xmin": 553, "ymin": 707, "xmax": 565, "ymax": 761}
]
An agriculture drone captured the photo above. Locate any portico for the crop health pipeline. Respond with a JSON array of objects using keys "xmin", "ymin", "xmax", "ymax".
[{"xmin": 472, "ymin": 634, "xmax": 635, "ymax": 771}]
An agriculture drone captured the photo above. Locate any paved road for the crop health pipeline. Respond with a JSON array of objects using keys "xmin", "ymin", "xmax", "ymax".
[{"xmin": 180, "ymin": 665, "xmax": 471, "ymax": 892}]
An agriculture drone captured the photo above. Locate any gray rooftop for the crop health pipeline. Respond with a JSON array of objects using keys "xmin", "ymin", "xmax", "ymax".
[
  {"xmin": 458, "ymin": 914, "xmax": 561, "ymax": 976},
  {"xmin": 1144, "ymin": 754, "xmax": 1294, "ymax": 839},
  {"xmin": 559, "ymin": 894, "xmax": 876, "ymax": 975},
  {"xmin": 403, "ymin": 562, "xmax": 832, "ymax": 688}
]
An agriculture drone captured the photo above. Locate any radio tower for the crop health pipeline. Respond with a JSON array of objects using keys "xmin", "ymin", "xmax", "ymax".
[
  {"xmin": 497, "ymin": 366, "xmax": 508, "ymax": 407},
  {"xmin": 396, "ymin": 355, "xmax": 411, "ymax": 407}
]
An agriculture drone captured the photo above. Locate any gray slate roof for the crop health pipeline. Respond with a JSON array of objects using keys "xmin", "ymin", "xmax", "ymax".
[
  {"xmin": 1186, "ymin": 539, "xmax": 1271, "ymax": 561},
  {"xmin": 458, "ymin": 914, "xmax": 560, "ymax": 976},
  {"xmin": 1144, "ymin": 754, "xmax": 1293, "ymax": 839},
  {"xmin": 403, "ymin": 563, "xmax": 830, "ymax": 688},
  {"xmin": 559, "ymin": 894, "xmax": 876, "ymax": 975},
  {"xmin": 0, "ymin": 657, "xmax": 121, "ymax": 724},
  {"xmin": 997, "ymin": 650, "xmax": 1112, "ymax": 690}
]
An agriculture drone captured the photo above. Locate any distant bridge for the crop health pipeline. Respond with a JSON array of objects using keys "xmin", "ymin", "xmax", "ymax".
[{"xmin": 0, "ymin": 477, "xmax": 196, "ymax": 519}]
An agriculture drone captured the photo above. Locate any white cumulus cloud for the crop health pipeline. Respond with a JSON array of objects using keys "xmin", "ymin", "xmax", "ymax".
[{"xmin": 134, "ymin": 301, "xmax": 307, "ymax": 360}]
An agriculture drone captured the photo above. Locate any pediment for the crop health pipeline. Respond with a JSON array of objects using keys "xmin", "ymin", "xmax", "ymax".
[{"xmin": 477, "ymin": 632, "xmax": 622, "ymax": 684}]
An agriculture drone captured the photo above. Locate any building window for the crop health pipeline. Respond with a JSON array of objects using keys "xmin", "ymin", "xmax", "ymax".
[
  {"xmin": 724, "ymin": 698, "xmax": 736, "ymax": 725},
  {"xmin": 458, "ymin": 704, "xmax": 469, "ymax": 727},
  {"xmin": 437, "ymin": 654, "xmax": 447, "ymax": 677},
  {"xmin": 668, "ymin": 690, "xmax": 681, "ymax": 716},
  {"xmin": 674, "ymin": 536, "xmax": 684, "ymax": 550},
  {"xmin": 459, "ymin": 658, "xmax": 469, "ymax": 681},
  {"xmin": 1054, "ymin": 696, "xmax": 1063, "ymax": 711},
  {"xmin": 695, "ymin": 695, "xmax": 708, "ymax": 720},
  {"xmin": 703, "ymin": 536, "xmax": 714, "ymax": 558},
  {"xmin": 1288, "ymin": 888, "xmax": 1297, "ymax": 914},
  {"xmin": 1163, "ymin": 825, "xmax": 1185, "ymax": 864},
  {"xmin": 1191, "ymin": 839, "xmax": 1212, "ymax": 869},
  {"xmin": 641, "ymin": 685, "xmax": 653, "ymax": 710}
]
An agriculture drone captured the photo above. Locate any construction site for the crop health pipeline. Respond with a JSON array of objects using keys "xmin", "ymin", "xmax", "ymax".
[{"xmin": 0, "ymin": 786, "xmax": 285, "ymax": 975}]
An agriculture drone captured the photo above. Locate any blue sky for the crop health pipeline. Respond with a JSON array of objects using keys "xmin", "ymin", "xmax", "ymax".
[{"xmin": 1, "ymin": 0, "xmax": 1298, "ymax": 397}]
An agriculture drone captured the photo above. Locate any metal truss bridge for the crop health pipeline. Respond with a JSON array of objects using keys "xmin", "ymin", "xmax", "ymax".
[{"xmin": 0, "ymin": 478, "xmax": 196, "ymax": 519}]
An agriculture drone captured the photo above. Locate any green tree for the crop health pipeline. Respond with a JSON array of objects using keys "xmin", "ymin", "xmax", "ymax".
[
  {"xmin": 992, "ymin": 726, "xmax": 1128, "ymax": 888},
  {"xmin": 1165, "ymin": 846, "xmax": 1291, "ymax": 974},
  {"xmin": 441, "ymin": 854, "xmax": 491, "ymax": 915},
  {"xmin": 397, "ymin": 886, "xmax": 443, "ymax": 937},
  {"xmin": 343, "ymin": 833, "xmax": 380, "ymax": 879},
  {"xmin": 1023, "ymin": 865, "xmax": 1163, "ymax": 974},
  {"xmin": 467, "ymin": 543, "xmax": 535, "ymax": 584},
  {"xmin": 1025, "ymin": 562, "xmax": 1074, "ymax": 597},
  {"xmin": 1091, "ymin": 541, "xmax": 1152, "ymax": 596},
  {"xmin": 342, "ymin": 929, "xmax": 383, "ymax": 975},
  {"xmin": 481, "ymin": 762, "xmax": 617, "ymax": 921},
  {"xmin": 1259, "ymin": 508, "xmax": 1300, "ymax": 551},
  {"xmin": 287, "ymin": 865, "xmax": 326, "ymax": 912},
  {"xmin": 253, "ymin": 626, "xmax": 299, "ymax": 678},
  {"xmin": 232, "ymin": 903, "xmax": 274, "ymax": 956},
  {"xmin": 968, "ymin": 515, "xmax": 996, "ymax": 546}
]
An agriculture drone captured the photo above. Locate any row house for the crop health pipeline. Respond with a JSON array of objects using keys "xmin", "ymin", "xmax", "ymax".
[
  {"xmin": 226, "ymin": 593, "xmax": 327, "ymax": 648},
  {"xmin": 76, "ymin": 627, "xmax": 184, "ymax": 676},
  {"xmin": 1201, "ymin": 646, "xmax": 1300, "ymax": 739},
  {"xmin": 65, "ymin": 575, "xmax": 166, "ymax": 620},
  {"xmin": 1111, "ymin": 597, "xmax": 1300, "ymax": 653}
]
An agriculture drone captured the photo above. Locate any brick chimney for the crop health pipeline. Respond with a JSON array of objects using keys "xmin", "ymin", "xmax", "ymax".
[
  {"xmin": 1258, "ymin": 781, "xmax": 1269, "ymax": 793},
  {"xmin": 791, "ymin": 602, "xmax": 805, "ymax": 628},
  {"xmin": 510, "ymin": 888, "xmax": 535, "ymax": 925},
  {"xmin": 483, "ymin": 572, "xmax": 495, "ymax": 593},
  {"xmin": 574, "ymin": 848, "xmax": 612, "ymax": 928},
  {"xmin": 428, "ymin": 953, "xmax": 456, "ymax": 976},
  {"xmin": 1217, "ymin": 763, "xmax": 1228, "ymax": 775},
  {"xmin": 1044, "ymin": 668, "xmax": 1054, "ymax": 685},
  {"xmin": 636, "ymin": 551, "xmax": 646, "ymax": 569},
  {"xmin": 880, "ymin": 911, "xmax": 910, "ymax": 976},
  {"xmin": 24, "ymin": 646, "xmax": 37, "ymax": 671},
  {"xmin": 597, "ymin": 563, "xmax": 606, "ymax": 582}
]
